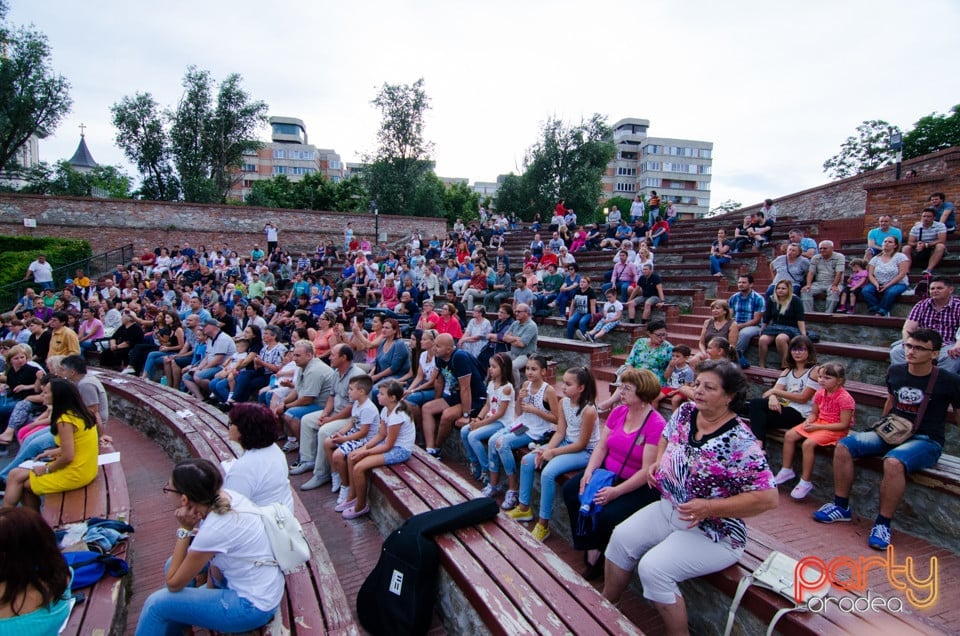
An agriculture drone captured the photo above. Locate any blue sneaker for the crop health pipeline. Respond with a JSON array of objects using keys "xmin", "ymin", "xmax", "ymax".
[
  {"xmin": 738, "ymin": 355, "xmax": 750, "ymax": 369},
  {"xmin": 813, "ymin": 502, "xmax": 852, "ymax": 523},
  {"xmin": 868, "ymin": 524, "xmax": 891, "ymax": 550}
]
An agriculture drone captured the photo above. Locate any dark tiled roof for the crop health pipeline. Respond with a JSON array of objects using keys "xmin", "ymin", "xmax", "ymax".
[{"xmin": 68, "ymin": 135, "xmax": 97, "ymax": 169}]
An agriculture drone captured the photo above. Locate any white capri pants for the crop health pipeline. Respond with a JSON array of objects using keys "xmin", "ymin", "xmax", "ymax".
[{"xmin": 605, "ymin": 498, "xmax": 743, "ymax": 604}]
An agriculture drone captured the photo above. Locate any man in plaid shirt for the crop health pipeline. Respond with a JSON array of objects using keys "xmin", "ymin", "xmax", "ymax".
[
  {"xmin": 729, "ymin": 273, "xmax": 766, "ymax": 368},
  {"xmin": 890, "ymin": 277, "xmax": 960, "ymax": 373}
]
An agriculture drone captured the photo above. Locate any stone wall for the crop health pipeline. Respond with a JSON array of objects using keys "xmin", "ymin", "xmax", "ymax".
[
  {"xmin": 0, "ymin": 193, "xmax": 448, "ymax": 255},
  {"xmin": 734, "ymin": 147, "xmax": 960, "ymax": 234}
]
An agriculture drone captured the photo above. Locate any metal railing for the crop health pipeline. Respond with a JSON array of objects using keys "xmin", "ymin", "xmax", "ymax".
[{"xmin": 1, "ymin": 243, "xmax": 135, "ymax": 312}]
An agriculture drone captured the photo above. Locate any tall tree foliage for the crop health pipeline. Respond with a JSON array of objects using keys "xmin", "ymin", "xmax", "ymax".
[
  {"xmin": 245, "ymin": 173, "xmax": 368, "ymax": 212},
  {"xmin": 902, "ymin": 105, "xmax": 960, "ymax": 159},
  {"xmin": 0, "ymin": 4, "xmax": 72, "ymax": 171},
  {"xmin": 822, "ymin": 120, "xmax": 899, "ymax": 179},
  {"xmin": 364, "ymin": 78, "xmax": 435, "ymax": 215},
  {"xmin": 496, "ymin": 115, "xmax": 614, "ymax": 223},
  {"xmin": 111, "ymin": 66, "xmax": 267, "ymax": 203},
  {"xmin": 110, "ymin": 93, "xmax": 178, "ymax": 200},
  {"xmin": 11, "ymin": 160, "xmax": 132, "ymax": 198}
]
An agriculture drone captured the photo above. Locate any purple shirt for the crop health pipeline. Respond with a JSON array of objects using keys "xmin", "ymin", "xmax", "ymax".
[{"xmin": 906, "ymin": 297, "xmax": 960, "ymax": 345}]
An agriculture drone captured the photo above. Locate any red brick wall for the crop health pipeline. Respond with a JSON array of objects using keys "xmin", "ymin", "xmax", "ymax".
[{"xmin": 0, "ymin": 194, "xmax": 447, "ymax": 255}]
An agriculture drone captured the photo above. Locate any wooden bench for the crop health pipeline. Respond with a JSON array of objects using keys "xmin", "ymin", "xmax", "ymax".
[
  {"xmin": 367, "ymin": 447, "xmax": 641, "ymax": 635},
  {"xmin": 93, "ymin": 370, "xmax": 359, "ymax": 636},
  {"xmin": 41, "ymin": 440, "xmax": 132, "ymax": 636}
]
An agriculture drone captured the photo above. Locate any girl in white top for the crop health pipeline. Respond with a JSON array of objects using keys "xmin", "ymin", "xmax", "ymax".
[
  {"xmin": 224, "ymin": 403, "xmax": 295, "ymax": 513},
  {"xmin": 136, "ymin": 459, "xmax": 282, "ymax": 635},
  {"xmin": 509, "ymin": 368, "xmax": 600, "ymax": 542},
  {"xmin": 403, "ymin": 330, "xmax": 438, "ymax": 407},
  {"xmin": 340, "ymin": 380, "xmax": 415, "ymax": 520},
  {"xmin": 464, "ymin": 353, "xmax": 515, "ymax": 484},
  {"xmin": 482, "ymin": 354, "xmax": 559, "ymax": 511}
]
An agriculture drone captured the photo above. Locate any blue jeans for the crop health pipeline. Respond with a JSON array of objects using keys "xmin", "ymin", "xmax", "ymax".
[
  {"xmin": 488, "ymin": 429, "xmax": 534, "ymax": 476},
  {"xmin": 566, "ymin": 312, "xmax": 592, "ymax": 339},
  {"xmin": 840, "ymin": 431, "xmax": 942, "ymax": 473},
  {"xmin": 860, "ymin": 282, "xmax": 908, "ymax": 315},
  {"xmin": 601, "ymin": 281, "xmax": 631, "ymax": 302},
  {"xmin": 143, "ymin": 351, "xmax": 175, "ymax": 381},
  {"xmin": 710, "ymin": 255, "xmax": 731, "ymax": 275},
  {"xmin": 405, "ymin": 389, "xmax": 435, "ymax": 407},
  {"xmin": 461, "ymin": 420, "xmax": 505, "ymax": 471},
  {"xmin": 209, "ymin": 377, "xmax": 231, "ymax": 402},
  {"xmin": 136, "ymin": 584, "xmax": 275, "ymax": 636},
  {"xmin": 1, "ymin": 430, "xmax": 56, "ymax": 481},
  {"xmin": 518, "ymin": 441, "xmax": 591, "ymax": 520},
  {"xmin": 232, "ymin": 369, "xmax": 270, "ymax": 403}
]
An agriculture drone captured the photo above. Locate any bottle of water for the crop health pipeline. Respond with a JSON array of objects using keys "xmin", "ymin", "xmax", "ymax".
[{"xmin": 160, "ymin": 376, "xmax": 168, "ymax": 386}]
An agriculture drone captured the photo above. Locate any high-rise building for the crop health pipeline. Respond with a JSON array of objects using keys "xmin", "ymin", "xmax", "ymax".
[
  {"xmin": 603, "ymin": 118, "xmax": 713, "ymax": 218},
  {"xmin": 229, "ymin": 116, "xmax": 344, "ymax": 202}
]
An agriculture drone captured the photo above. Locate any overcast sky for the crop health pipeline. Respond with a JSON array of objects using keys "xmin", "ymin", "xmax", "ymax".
[{"xmin": 10, "ymin": 0, "xmax": 960, "ymax": 208}]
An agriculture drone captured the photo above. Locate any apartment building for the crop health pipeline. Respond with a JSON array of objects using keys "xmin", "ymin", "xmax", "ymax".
[
  {"xmin": 603, "ymin": 118, "xmax": 713, "ymax": 218},
  {"xmin": 229, "ymin": 116, "xmax": 344, "ymax": 202}
]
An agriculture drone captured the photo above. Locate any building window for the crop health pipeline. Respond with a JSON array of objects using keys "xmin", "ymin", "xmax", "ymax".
[
  {"xmin": 243, "ymin": 163, "xmax": 256, "ymax": 172},
  {"xmin": 616, "ymin": 166, "xmax": 637, "ymax": 176},
  {"xmin": 617, "ymin": 151, "xmax": 637, "ymax": 160},
  {"xmin": 329, "ymin": 160, "xmax": 341, "ymax": 170},
  {"xmin": 698, "ymin": 165, "xmax": 711, "ymax": 174},
  {"xmin": 273, "ymin": 149, "xmax": 286, "ymax": 159},
  {"xmin": 291, "ymin": 166, "xmax": 316, "ymax": 175},
  {"xmin": 700, "ymin": 149, "xmax": 711, "ymax": 159},
  {"xmin": 615, "ymin": 182, "xmax": 635, "ymax": 193},
  {"xmin": 697, "ymin": 181, "xmax": 711, "ymax": 190},
  {"xmin": 242, "ymin": 180, "xmax": 254, "ymax": 188},
  {"xmin": 644, "ymin": 145, "xmax": 661, "ymax": 155},
  {"xmin": 643, "ymin": 178, "xmax": 661, "ymax": 188},
  {"xmin": 332, "ymin": 175, "xmax": 341, "ymax": 183},
  {"xmin": 644, "ymin": 161, "xmax": 662, "ymax": 171},
  {"xmin": 273, "ymin": 166, "xmax": 287, "ymax": 175}
]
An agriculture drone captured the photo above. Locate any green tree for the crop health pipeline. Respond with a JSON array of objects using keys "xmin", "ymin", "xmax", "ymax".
[
  {"xmin": 497, "ymin": 115, "xmax": 614, "ymax": 223},
  {"xmin": 112, "ymin": 66, "xmax": 266, "ymax": 203},
  {"xmin": 603, "ymin": 196, "xmax": 634, "ymax": 217},
  {"xmin": 902, "ymin": 104, "xmax": 960, "ymax": 159},
  {"xmin": 442, "ymin": 181, "xmax": 481, "ymax": 225},
  {"xmin": 110, "ymin": 92, "xmax": 179, "ymax": 200},
  {"xmin": 708, "ymin": 198, "xmax": 742, "ymax": 217},
  {"xmin": 822, "ymin": 120, "xmax": 900, "ymax": 179},
  {"xmin": 16, "ymin": 160, "xmax": 131, "ymax": 198},
  {"xmin": 364, "ymin": 78, "xmax": 435, "ymax": 215},
  {"xmin": 0, "ymin": 7, "xmax": 72, "ymax": 171}
]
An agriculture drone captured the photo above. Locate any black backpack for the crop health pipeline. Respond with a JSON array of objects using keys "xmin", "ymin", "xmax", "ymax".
[{"xmin": 357, "ymin": 498, "xmax": 499, "ymax": 635}]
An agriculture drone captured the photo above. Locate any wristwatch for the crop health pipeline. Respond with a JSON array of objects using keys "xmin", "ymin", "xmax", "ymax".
[
  {"xmin": 462, "ymin": 411, "xmax": 470, "ymax": 419},
  {"xmin": 176, "ymin": 527, "xmax": 192, "ymax": 540}
]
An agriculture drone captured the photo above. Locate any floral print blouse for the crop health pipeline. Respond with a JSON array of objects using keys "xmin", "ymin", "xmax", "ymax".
[{"xmin": 653, "ymin": 402, "xmax": 775, "ymax": 549}]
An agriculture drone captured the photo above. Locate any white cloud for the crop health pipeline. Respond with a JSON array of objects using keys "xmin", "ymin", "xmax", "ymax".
[{"xmin": 9, "ymin": 0, "xmax": 960, "ymax": 207}]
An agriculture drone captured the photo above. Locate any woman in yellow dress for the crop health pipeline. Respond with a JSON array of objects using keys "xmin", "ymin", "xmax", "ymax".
[{"xmin": 2, "ymin": 377, "xmax": 99, "ymax": 511}]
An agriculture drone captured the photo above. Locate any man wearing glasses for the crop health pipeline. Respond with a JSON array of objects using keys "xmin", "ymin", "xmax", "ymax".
[{"xmin": 814, "ymin": 328, "xmax": 960, "ymax": 550}]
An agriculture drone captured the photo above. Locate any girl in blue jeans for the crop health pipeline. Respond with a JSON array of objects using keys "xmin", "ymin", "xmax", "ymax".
[
  {"xmin": 480, "ymin": 355, "xmax": 558, "ymax": 510},
  {"xmin": 136, "ymin": 458, "xmax": 281, "ymax": 635},
  {"xmin": 507, "ymin": 367, "xmax": 599, "ymax": 542},
  {"xmin": 461, "ymin": 353, "xmax": 515, "ymax": 483}
]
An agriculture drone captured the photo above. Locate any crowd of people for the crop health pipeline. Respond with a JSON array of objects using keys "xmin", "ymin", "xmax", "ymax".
[{"xmin": 2, "ymin": 189, "xmax": 958, "ymax": 634}]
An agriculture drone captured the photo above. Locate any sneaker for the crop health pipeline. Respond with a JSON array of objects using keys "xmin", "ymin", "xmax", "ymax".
[
  {"xmin": 334, "ymin": 497, "xmax": 356, "ymax": 513},
  {"xmin": 426, "ymin": 448, "xmax": 442, "ymax": 461},
  {"xmin": 330, "ymin": 473, "xmax": 342, "ymax": 493},
  {"xmin": 586, "ymin": 333, "xmax": 596, "ymax": 343},
  {"xmin": 300, "ymin": 474, "xmax": 328, "ymax": 491},
  {"xmin": 813, "ymin": 502, "xmax": 852, "ymax": 523},
  {"xmin": 507, "ymin": 506, "xmax": 534, "ymax": 522},
  {"xmin": 791, "ymin": 480, "xmax": 814, "ymax": 500},
  {"xmin": 773, "ymin": 468, "xmax": 796, "ymax": 485},
  {"xmin": 289, "ymin": 461, "xmax": 315, "ymax": 475},
  {"xmin": 336, "ymin": 485, "xmax": 349, "ymax": 505},
  {"xmin": 280, "ymin": 439, "xmax": 300, "ymax": 453},
  {"xmin": 480, "ymin": 483, "xmax": 502, "ymax": 498},
  {"xmin": 479, "ymin": 470, "xmax": 489, "ymax": 486},
  {"xmin": 121, "ymin": 366, "xmax": 136, "ymax": 375},
  {"xmin": 342, "ymin": 504, "xmax": 370, "ymax": 520},
  {"xmin": 574, "ymin": 329, "xmax": 586, "ymax": 341},
  {"xmin": 835, "ymin": 305, "xmax": 847, "ymax": 314},
  {"xmin": 470, "ymin": 462, "xmax": 482, "ymax": 481},
  {"xmin": 739, "ymin": 355, "xmax": 751, "ymax": 369},
  {"xmin": 501, "ymin": 489, "xmax": 519, "ymax": 510},
  {"xmin": 868, "ymin": 523, "xmax": 891, "ymax": 550},
  {"xmin": 531, "ymin": 523, "xmax": 551, "ymax": 542}
]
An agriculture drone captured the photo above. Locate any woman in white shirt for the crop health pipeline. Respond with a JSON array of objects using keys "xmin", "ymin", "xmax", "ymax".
[
  {"xmin": 136, "ymin": 458, "xmax": 283, "ymax": 635},
  {"xmin": 224, "ymin": 403, "xmax": 294, "ymax": 512}
]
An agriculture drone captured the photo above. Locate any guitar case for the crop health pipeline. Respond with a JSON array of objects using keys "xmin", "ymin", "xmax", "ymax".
[{"xmin": 356, "ymin": 497, "xmax": 500, "ymax": 635}]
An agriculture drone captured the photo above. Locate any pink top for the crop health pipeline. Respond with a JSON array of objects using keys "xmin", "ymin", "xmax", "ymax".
[
  {"xmin": 79, "ymin": 318, "xmax": 104, "ymax": 341},
  {"xmin": 813, "ymin": 387, "xmax": 856, "ymax": 424},
  {"xmin": 602, "ymin": 405, "xmax": 666, "ymax": 480}
]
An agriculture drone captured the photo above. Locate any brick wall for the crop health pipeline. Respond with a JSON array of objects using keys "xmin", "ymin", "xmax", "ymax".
[
  {"xmin": 733, "ymin": 147, "xmax": 960, "ymax": 238},
  {"xmin": 0, "ymin": 194, "xmax": 447, "ymax": 255}
]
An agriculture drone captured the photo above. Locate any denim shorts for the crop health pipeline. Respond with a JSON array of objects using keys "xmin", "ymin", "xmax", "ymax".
[
  {"xmin": 839, "ymin": 431, "xmax": 943, "ymax": 473},
  {"xmin": 383, "ymin": 446, "xmax": 412, "ymax": 465},
  {"xmin": 405, "ymin": 389, "xmax": 435, "ymax": 407}
]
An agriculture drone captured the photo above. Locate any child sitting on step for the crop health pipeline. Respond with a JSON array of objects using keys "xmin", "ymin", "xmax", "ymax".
[
  {"xmin": 774, "ymin": 362, "xmax": 855, "ymax": 500},
  {"xmin": 326, "ymin": 375, "xmax": 379, "ymax": 508}
]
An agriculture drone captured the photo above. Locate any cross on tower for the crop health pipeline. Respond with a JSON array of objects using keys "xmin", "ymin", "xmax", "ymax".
[{"xmin": 79, "ymin": 123, "xmax": 86, "ymax": 137}]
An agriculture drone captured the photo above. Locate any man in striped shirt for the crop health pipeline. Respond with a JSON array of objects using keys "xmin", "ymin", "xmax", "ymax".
[{"xmin": 729, "ymin": 274, "xmax": 766, "ymax": 368}]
